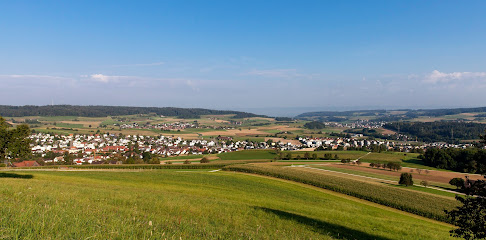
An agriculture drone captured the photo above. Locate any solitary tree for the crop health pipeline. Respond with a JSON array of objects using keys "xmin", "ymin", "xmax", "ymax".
[
  {"xmin": 399, "ymin": 173, "xmax": 414, "ymax": 186},
  {"xmin": 420, "ymin": 180, "xmax": 429, "ymax": 188},
  {"xmin": 304, "ymin": 152, "xmax": 310, "ymax": 160},
  {"xmin": 449, "ymin": 178, "xmax": 465, "ymax": 189},
  {"xmin": 312, "ymin": 153, "xmax": 318, "ymax": 160}
]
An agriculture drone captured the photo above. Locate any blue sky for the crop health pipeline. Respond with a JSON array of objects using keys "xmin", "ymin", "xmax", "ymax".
[{"xmin": 1, "ymin": 1, "xmax": 486, "ymax": 114}]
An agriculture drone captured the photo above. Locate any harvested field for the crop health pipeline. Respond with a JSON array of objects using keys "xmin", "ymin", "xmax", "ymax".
[
  {"xmin": 200, "ymin": 129, "xmax": 268, "ymax": 136},
  {"xmin": 60, "ymin": 121, "xmax": 102, "ymax": 128},
  {"xmin": 327, "ymin": 163, "xmax": 484, "ymax": 185},
  {"xmin": 378, "ymin": 128, "xmax": 396, "ymax": 135}
]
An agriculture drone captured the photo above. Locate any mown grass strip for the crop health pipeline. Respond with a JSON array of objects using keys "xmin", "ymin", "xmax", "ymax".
[{"xmin": 223, "ymin": 164, "xmax": 459, "ymax": 223}]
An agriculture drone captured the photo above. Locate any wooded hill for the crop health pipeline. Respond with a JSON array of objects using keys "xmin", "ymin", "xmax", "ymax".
[
  {"xmin": 0, "ymin": 105, "xmax": 264, "ymax": 119},
  {"xmin": 297, "ymin": 106, "xmax": 486, "ymax": 122}
]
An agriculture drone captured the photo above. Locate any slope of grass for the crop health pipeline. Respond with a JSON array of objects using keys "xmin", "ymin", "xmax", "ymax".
[
  {"xmin": 224, "ymin": 164, "xmax": 458, "ymax": 222},
  {"xmin": 0, "ymin": 170, "xmax": 453, "ymax": 239}
]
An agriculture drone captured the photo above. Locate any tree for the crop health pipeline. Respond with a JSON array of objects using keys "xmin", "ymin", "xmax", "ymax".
[
  {"xmin": 446, "ymin": 180, "xmax": 486, "ymax": 239},
  {"xmin": 449, "ymin": 178, "xmax": 465, "ymax": 189},
  {"xmin": 420, "ymin": 180, "xmax": 429, "ymax": 188},
  {"xmin": 183, "ymin": 159, "xmax": 191, "ymax": 164},
  {"xmin": 304, "ymin": 152, "xmax": 310, "ymax": 160},
  {"xmin": 312, "ymin": 153, "xmax": 318, "ymax": 160},
  {"xmin": 399, "ymin": 173, "xmax": 414, "ymax": 186},
  {"xmin": 0, "ymin": 116, "xmax": 31, "ymax": 163},
  {"xmin": 142, "ymin": 152, "xmax": 152, "ymax": 162}
]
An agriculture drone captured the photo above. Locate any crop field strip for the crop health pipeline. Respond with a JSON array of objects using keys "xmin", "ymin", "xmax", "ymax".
[
  {"xmin": 223, "ymin": 164, "xmax": 459, "ymax": 222},
  {"xmin": 304, "ymin": 165, "xmax": 460, "ymax": 198}
]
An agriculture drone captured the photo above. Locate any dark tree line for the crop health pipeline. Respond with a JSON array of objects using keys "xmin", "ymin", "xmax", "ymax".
[
  {"xmin": 303, "ymin": 121, "xmax": 326, "ymax": 129},
  {"xmin": 296, "ymin": 106, "xmax": 486, "ymax": 122},
  {"xmin": 384, "ymin": 121, "xmax": 486, "ymax": 143},
  {"xmin": 0, "ymin": 105, "xmax": 263, "ymax": 119},
  {"xmin": 419, "ymin": 148, "xmax": 486, "ymax": 174}
]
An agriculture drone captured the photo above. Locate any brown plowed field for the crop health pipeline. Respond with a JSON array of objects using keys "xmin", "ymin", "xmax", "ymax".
[{"xmin": 328, "ymin": 163, "xmax": 484, "ymax": 184}]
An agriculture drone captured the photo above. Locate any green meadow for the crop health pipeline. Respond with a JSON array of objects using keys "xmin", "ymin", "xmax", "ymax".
[{"xmin": 0, "ymin": 170, "xmax": 453, "ymax": 239}]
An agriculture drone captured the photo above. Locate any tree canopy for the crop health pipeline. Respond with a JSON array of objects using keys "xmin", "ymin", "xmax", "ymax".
[{"xmin": 0, "ymin": 116, "xmax": 31, "ymax": 162}]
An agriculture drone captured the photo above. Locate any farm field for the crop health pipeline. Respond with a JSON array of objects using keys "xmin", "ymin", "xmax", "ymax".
[
  {"xmin": 0, "ymin": 170, "xmax": 454, "ymax": 239},
  {"xmin": 309, "ymin": 164, "xmax": 458, "ymax": 198},
  {"xmin": 225, "ymin": 163, "xmax": 459, "ymax": 222},
  {"xmin": 7, "ymin": 114, "xmax": 344, "ymax": 140},
  {"xmin": 324, "ymin": 162, "xmax": 485, "ymax": 185}
]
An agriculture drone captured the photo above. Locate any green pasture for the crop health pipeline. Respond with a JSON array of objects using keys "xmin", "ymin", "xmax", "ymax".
[
  {"xmin": 0, "ymin": 170, "xmax": 453, "ymax": 239},
  {"xmin": 217, "ymin": 149, "xmax": 276, "ymax": 160}
]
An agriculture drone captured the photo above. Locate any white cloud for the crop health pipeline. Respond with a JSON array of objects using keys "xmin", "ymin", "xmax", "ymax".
[
  {"xmin": 424, "ymin": 70, "xmax": 486, "ymax": 84},
  {"xmin": 89, "ymin": 74, "xmax": 129, "ymax": 83}
]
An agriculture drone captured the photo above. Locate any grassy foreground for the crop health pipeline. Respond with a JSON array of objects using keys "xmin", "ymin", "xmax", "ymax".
[
  {"xmin": 0, "ymin": 170, "xmax": 453, "ymax": 239},
  {"xmin": 223, "ymin": 164, "xmax": 458, "ymax": 222}
]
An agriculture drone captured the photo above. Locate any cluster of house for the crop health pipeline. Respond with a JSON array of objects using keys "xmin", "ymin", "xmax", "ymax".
[
  {"xmin": 326, "ymin": 120, "xmax": 386, "ymax": 129},
  {"xmin": 27, "ymin": 133, "xmax": 302, "ymax": 165},
  {"xmin": 300, "ymin": 137, "xmax": 395, "ymax": 149},
  {"xmin": 299, "ymin": 136, "xmax": 475, "ymax": 152},
  {"xmin": 118, "ymin": 122, "xmax": 197, "ymax": 131}
]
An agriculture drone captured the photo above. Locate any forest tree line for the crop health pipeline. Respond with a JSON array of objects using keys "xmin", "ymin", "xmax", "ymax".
[
  {"xmin": 0, "ymin": 105, "xmax": 263, "ymax": 119},
  {"xmin": 384, "ymin": 121, "xmax": 486, "ymax": 143},
  {"xmin": 419, "ymin": 147, "xmax": 486, "ymax": 174}
]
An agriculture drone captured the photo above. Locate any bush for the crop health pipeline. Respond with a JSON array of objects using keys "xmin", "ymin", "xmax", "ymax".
[
  {"xmin": 200, "ymin": 157, "xmax": 210, "ymax": 164},
  {"xmin": 183, "ymin": 159, "xmax": 191, "ymax": 164}
]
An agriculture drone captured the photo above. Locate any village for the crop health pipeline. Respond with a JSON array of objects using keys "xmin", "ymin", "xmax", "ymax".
[{"xmin": 16, "ymin": 130, "xmax": 476, "ymax": 167}]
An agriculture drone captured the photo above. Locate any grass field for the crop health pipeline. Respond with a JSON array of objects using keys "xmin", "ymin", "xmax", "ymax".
[
  {"xmin": 224, "ymin": 164, "xmax": 459, "ymax": 222},
  {"xmin": 0, "ymin": 170, "xmax": 454, "ymax": 239},
  {"xmin": 217, "ymin": 149, "xmax": 277, "ymax": 160},
  {"xmin": 286, "ymin": 150, "xmax": 369, "ymax": 160}
]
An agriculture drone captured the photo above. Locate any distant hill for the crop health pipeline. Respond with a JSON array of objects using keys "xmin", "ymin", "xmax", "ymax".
[
  {"xmin": 0, "ymin": 105, "xmax": 265, "ymax": 119},
  {"xmin": 296, "ymin": 107, "xmax": 486, "ymax": 122}
]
